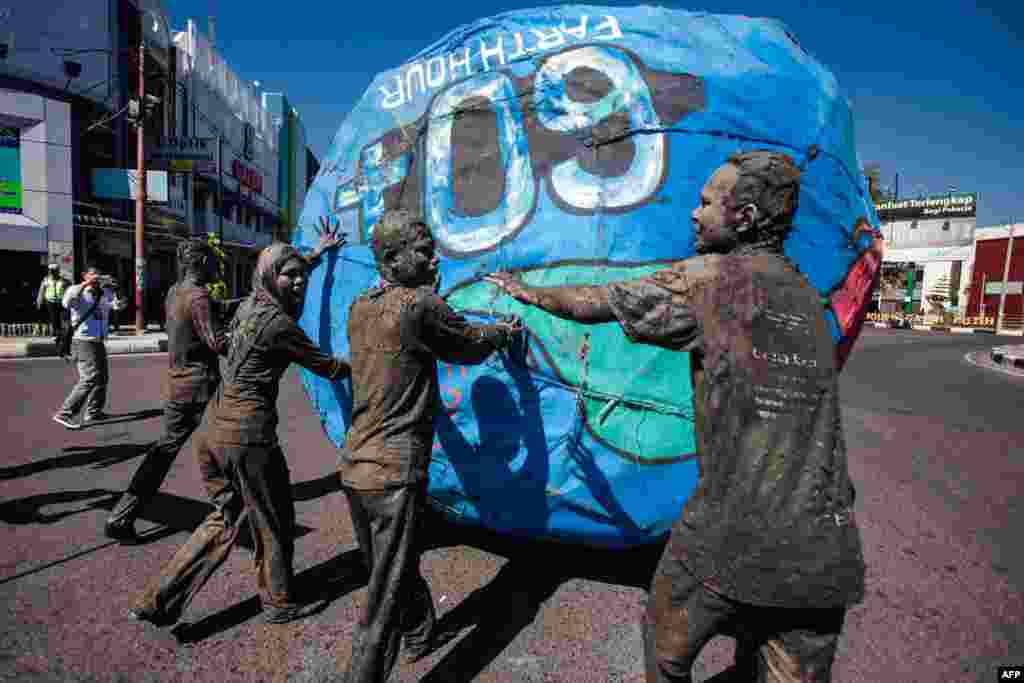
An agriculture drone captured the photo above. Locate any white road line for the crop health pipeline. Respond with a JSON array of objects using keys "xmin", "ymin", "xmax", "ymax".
[{"xmin": 963, "ymin": 351, "xmax": 1024, "ymax": 379}]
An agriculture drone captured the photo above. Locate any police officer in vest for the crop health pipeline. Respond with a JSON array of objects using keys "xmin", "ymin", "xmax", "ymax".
[{"xmin": 37, "ymin": 264, "xmax": 69, "ymax": 343}]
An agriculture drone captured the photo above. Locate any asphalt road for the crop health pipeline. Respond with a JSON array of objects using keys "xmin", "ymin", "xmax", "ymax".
[{"xmin": 1, "ymin": 329, "xmax": 1021, "ymax": 682}]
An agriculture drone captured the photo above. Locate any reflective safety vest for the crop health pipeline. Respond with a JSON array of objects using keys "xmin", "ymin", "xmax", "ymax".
[{"xmin": 43, "ymin": 277, "xmax": 67, "ymax": 303}]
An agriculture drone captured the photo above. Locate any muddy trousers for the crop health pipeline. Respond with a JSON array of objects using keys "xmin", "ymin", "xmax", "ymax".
[
  {"xmin": 133, "ymin": 434, "xmax": 297, "ymax": 620},
  {"xmin": 644, "ymin": 544, "xmax": 847, "ymax": 683},
  {"xmin": 108, "ymin": 400, "xmax": 207, "ymax": 527},
  {"xmin": 342, "ymin": 484, "xmax": 436, "ymax": 683}
]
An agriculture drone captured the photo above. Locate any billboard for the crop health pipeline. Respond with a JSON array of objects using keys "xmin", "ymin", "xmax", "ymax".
[
  {"xmin": 296, "ymin": 6, "xmax": 881, "ymax": 547},
  {"xmin": 0, "ymin": 127, "xmax": 21, "ymax": 214},
  {"xmin": 91, "ymin": 169, "xmax": 169, "ymax": 202},
  {"xmin": 875, "ymin": 193, "xmax": 977, "ymax": 221},
  {"xmin": 149, "ymin": 136, "xmax": 217, "ymax": 173}
]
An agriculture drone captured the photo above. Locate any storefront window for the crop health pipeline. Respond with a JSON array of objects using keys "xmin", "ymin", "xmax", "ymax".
[{"xmin": 0, "ymin": 127, "xmax": 22, "ymax": 215}]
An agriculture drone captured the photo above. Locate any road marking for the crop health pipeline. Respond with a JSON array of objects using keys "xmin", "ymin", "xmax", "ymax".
[{"xmin": 963, "ymin": 351, "xmax": 1024, "ymax": 380}]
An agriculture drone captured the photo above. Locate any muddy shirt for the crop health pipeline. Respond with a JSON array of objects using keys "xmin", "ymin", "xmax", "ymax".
[
  {"xmin": 164, "ymin": 280, "xmax": 229, "ymax": 404},
  {"xmin": 207, "ymin": 301, "xmax": 345, "ymax": 445},
  {"xmin": 607, "ymin": 251, "xmax": 865, "ymax": 608},
  {"xmin": 341, "ymin": 285, "xmax": 505, "ymax": 490}
]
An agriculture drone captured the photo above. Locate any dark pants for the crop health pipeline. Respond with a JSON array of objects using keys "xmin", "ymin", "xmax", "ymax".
[
  {"xmin": 46, "ymin": 301, "xmax": 64, "ymax": 340},
  {"xmin": 108, "ymin": 400, "xmax": 207, "ymax": 527},
  {"xmin": 342, "ymin": 484, "xmax": 436, "ymax": 683},
  {"xmin": 644, "ymin": 541, "xmax": 846, "ymax": 683},
  {"xmin": 59, "ymin": 340, "xmax": 108, "ymax": 420},
  {"xmin": 133, "ymin": 430, "xmax": 297, "ymax": 620}
]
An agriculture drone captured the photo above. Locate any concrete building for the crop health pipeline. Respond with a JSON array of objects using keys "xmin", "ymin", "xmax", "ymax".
[
  {"xmin": 875, "ymin": 193, "xmax": 976, "ymax": 315},
  {"xmin": 965, "ymin": 223, "xmax": 1023, "ymax": 327},
  {"xmin": 0, "ymin": 2, "xmax": 317, "ymax": 327}
]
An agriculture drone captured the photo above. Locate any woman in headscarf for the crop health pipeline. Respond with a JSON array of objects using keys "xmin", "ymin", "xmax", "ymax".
[{"xmin": 131, "ymin": 223, "xmax": 351, "ymax": 626}]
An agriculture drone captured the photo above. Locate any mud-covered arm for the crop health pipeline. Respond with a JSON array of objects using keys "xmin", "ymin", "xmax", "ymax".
[
  {"xmin": 605, "ymin": 260, "xmax": 709, "ymax": 351},
  {"xmin": 274, "ymin": 319, "xmax": 351, "ymax": 380},
  {"xmin": 191, "ymin": 292, "xmax": 230, "ymax": 356},
  {"xmin": 415, "ymin": 293, "xmax": 509, "ymax": 365},
  {"xmin": 484, "ymin": 273, "xmax": 615, "ymax": 324}
]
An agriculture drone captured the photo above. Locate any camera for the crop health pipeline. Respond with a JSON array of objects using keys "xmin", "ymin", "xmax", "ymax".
[{"xmin": 97, "ymin": 275, "xmax": 119, "ymax": 290}]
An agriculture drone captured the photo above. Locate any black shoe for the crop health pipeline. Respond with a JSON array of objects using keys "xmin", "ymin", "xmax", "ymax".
[
  {"xmin": 104, "ymin": 520, "xmax": 140, "ymax": 544},
  {"xmin": 83, "ymin": 412, "xmax": 112, "ymax": 424},
  {"xmin": 129, "ymin": 606, "xmax": 178, "ymax": 628},
  {"xmin": 401, "ymin": 633, "xmax": 437, "ymax": 664},
  {"xmin": 53, "ymin": 413, "xmax": 78, "ymax": 429},
  {"xmin": 263, "ymin": 599, "xmax": 328, "ymax": 624}
]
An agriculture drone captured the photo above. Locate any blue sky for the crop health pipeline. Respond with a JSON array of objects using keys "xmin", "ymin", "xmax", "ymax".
[{"xmin": 166, "ymin": 1, "xmax": 1023, "ymax": 227}]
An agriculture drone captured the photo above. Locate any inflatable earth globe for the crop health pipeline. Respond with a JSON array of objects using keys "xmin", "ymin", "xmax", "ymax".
[{"xmin": 293, "ymin": 4, "xmax": 882, "ymax": 548}]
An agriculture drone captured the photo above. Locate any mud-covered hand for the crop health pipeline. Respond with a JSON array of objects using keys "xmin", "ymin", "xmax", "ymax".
[
  {"xmin": 310, "ymin": 216, "xmax": 348, "ymax": 260},
  {"xmin": 484, "ymin": 272, "xmax": 535, "ymax": 306}
]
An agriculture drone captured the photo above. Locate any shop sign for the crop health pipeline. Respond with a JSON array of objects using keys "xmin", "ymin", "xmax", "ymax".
[
  {"xmin": 92, "ymin": 168, "xmax": 169, "ymax": 202},
  {"xmin": 150, "ymin": 137, "xmax": 217, "ymax": 173},
  {"xmin": 984, "ymin": 282, "xmax": 1024, "ymax": 295},
  {"xmin": 0, "ymin": 126, "xmax": 22, "ymax": 214},
  {"xmin": 231, "ymin": 159, "xmax": 263, "ymax": 194},
  {"xmin": 875, "ymin": 193, "xmax": 977, "ymax": 221}
]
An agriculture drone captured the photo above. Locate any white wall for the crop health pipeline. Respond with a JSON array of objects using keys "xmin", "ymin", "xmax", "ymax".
[
  {"xmin": 0, "ymin": 90, "xmax": 72, "ymax": 276},
  {"xmin": 0, "ymin": 1, "xmax": 117, "ymax": 107}
]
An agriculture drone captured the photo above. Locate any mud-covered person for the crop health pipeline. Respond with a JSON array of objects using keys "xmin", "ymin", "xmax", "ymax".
[
  {"xmin": 104, "ymin": 239, "xmax": 229, "ymax": 543},
  {"xmin": 487, "ymin": 151, "xmax": 865, "ymax": 682},
  {"xmin": 340, "ymin": 209, "xmax": 519, "ymax": 682},
  {"xmin": 131, "ymin": 226, "xmax": 351, "ymax": 626},
  {"xmin": 53, "ymin": 265, "xmax": 127, "ymax": 429}
]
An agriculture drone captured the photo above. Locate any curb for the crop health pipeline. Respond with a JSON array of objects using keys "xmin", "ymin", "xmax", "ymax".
[
  {"xmin": 991, "ymin": 346, "xmax": 1024, "ymax": 370},
  {"xmin": 869, "ymin": 322, "xmax": 1017, "ymax": 335},
  {"xmin": 0, "ymin": 337, "xmax": 167, "ymax": 359}
]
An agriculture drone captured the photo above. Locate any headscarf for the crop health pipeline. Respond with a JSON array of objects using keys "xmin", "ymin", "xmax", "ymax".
[
  {"xmin": 252, "ymin": 242, "xmax": 304, "ymax": 317},
  {"xmin": 223, "ymin": 243, "xmax": 303, "ymax": 384}
]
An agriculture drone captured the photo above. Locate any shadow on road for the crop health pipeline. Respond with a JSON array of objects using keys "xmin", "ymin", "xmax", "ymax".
[
  {"xmin": 292, "ymin": 470, "xmax": 343, "ymax": 503},
  {"xmin": 416, "ymin": 511, "xmax": 666, "ymax": 680},
  {"xmin": 0, "ymin": 488, "xmax": 119, "ymax": 523},
  {"xmin": 0, "ymin": 441, "xmax": 154, "ymax": 481},
  {"xmin": 0, "ymin": 489, "xmax": 313, "ymax": 549},
  {"xmin": 175, "ymin": 548, "xmax": 368, "ymax": 644}
]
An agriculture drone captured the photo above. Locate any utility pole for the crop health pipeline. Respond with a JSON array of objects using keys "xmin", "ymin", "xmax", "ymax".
[
  {"xmin": 996, "ymin": 222, "xmax": 1016, "ymax": 334},
  {"xmin": 979, "ymin": 272, "xmax": 987, "ymax": 321},
  {"xmin": 217, "ymin": 134, "xmax": 224, "ymax": 244},
  {"xmin": 134, "ymin": 41, "xmax": 147, "ymax": 335}
]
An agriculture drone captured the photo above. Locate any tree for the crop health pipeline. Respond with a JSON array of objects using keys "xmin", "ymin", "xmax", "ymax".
[
  {"xmin": 863, "ymin": 163, "xmax": 885, "ymax": 203},
  {"xmin": 205, "ymin": 233, "xmax": 229, "ymax": 302}
]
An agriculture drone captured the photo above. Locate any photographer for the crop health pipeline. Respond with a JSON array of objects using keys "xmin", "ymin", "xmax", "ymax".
[{"xmin": 53, "ymin": 265, "xmax": 127, "ymax": 429}]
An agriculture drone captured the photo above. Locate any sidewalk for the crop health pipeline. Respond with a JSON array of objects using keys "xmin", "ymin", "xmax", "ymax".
[
  {"xmin": 0, "ymin": 327, "xmax": 168, "ymax": 359},
  {"xmin": 869, "ymin": 321, "xmax": 1024, "ymax": 335}
]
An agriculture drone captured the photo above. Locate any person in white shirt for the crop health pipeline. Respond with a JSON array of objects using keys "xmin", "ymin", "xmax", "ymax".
[{"xmin": 54, "ymin": 265, "xmax": 128, "ymax": 428}]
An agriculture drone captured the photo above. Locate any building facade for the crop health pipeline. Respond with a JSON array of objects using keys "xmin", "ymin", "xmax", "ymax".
[
  {"xmin": 0, "ymin": 1, "xmax": 316, "ymax": 326},
  {"xmin": 965, "ymin": 224, "xmax": 1023, "ymax": 325},
  {"xmin": 875, "ymin": 193, "xmax": 977, "ymax": 316}
]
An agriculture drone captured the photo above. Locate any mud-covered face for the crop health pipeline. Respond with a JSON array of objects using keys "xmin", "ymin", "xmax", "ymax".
[
  {"xmin": 387, "ymin": 228, "xmax": 440, "ymax": 289},
  {"xmin": 692, "ymin": 164, "xmax": 743, "ymax": 254},
  {"xmin": 275, "ymin": 257, "xmax": 308, "ymax": 312}
]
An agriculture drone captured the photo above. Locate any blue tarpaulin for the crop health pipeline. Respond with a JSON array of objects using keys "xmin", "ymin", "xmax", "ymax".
[{"xmin": 294, "ymin": 5, "xmax": 881, "ymax": 548}]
